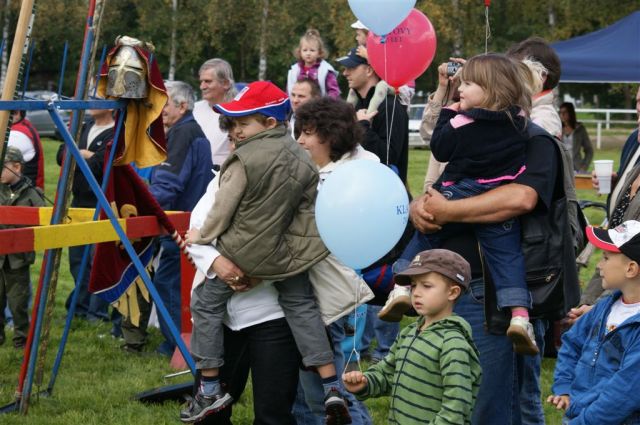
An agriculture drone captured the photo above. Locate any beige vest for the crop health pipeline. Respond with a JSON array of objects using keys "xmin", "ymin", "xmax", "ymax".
[{"xmin": 217, "ymin": 125, "xmax": 328, "ymax": 279}]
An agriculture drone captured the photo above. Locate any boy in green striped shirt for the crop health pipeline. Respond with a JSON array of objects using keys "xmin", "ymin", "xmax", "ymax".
[{"xmin": 343, "ymin": 249, "xmax": 482, "ymax": 424}]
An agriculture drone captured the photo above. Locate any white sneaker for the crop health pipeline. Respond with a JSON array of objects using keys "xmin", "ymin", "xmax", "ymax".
[
  {"xmin": 507, "ymin": 316, "xmax": 539, "ymax": 356},
  {"xmin": 377, "ymin": 285, "xmax": 411, "ymax": 322}
]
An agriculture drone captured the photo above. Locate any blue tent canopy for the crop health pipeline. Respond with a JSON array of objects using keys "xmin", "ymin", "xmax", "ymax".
[{"xmin": 551, "ymin": 11, "xmax": 640, "ymax": 83}]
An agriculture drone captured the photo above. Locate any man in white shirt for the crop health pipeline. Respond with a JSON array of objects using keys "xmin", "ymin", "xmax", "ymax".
[{"xmin": 192, "ymin": 58, "xmax": 237, "ymax": 168}]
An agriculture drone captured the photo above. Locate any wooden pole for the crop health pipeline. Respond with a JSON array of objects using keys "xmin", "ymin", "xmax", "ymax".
[{"xmin": 0, "ymin": 0, "xmax": 35, "ymax": 162}]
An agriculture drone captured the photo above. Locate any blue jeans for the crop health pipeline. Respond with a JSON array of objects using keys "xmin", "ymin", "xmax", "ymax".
[
  {"xmin": 154, "ymin": 235, "xmax": 182, "ymax": 353},
  {"xmin": 341, "ymin": 304, "xmax": 367, "ymax": 362},
  {"xmin": 361, "ymin": 305, "xmax": 399, "ymax": 361},
  {"xmin": 66, "ymin": 244, "xmax": 109, "ymax": 321},
  {"xmin": 518, "ymin": 319, "xmax": 547, "ymax": 425},
  {"xmin": 292, "ymin": 318, "xmax": 373, "ymax": 425},
  {"xmin": 454, "ymin": 279, "xmax": 521, "ymax": 425},
  {"xmin": 435, "ymin": 178, "xmax": 530, "ymax": 309}
]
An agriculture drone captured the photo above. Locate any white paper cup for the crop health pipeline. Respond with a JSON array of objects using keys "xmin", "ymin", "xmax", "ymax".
[
  {"xmin": 593, "ymin": 160, "xmax": 614, "ymax": 194},
  {"xmin": 598, "ymin": 176, "xmax": 612, "ymax": 194}
]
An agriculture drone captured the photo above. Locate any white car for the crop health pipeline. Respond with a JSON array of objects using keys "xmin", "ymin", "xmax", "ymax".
[{"xmin": 408, "ymin": 103, "xmax": 428, "ymax": 148}]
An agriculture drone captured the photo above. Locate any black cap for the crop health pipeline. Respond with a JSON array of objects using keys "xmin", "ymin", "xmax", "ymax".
[{"xmin": 336, "ymin": 47, "xmax": 368, "ymax": 68}]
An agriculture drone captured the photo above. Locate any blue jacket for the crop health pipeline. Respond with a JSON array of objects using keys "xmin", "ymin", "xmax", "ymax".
[
  {"xmin": 553, "ymin": 290, "xmax": 640, "ymax": 424},
  {"xmin": 150, "ymin": 112, "xmax": 213, "ymax": 211}
]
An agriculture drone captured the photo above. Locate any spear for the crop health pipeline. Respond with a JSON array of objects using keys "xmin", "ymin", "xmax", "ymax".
[{"xmin": 0, "ymin": 0, "xmax": 35, "ymax": 164}]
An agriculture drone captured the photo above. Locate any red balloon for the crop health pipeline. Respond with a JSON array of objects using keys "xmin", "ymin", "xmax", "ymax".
[{"xmin": 367, "ymin": 9, "xmax": 437, "ymax": 89}]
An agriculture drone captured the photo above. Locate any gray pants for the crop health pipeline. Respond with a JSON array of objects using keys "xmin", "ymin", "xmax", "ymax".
[{"xmin": 190, "ymin": 272, "xmax": 333, "ymax": 370}]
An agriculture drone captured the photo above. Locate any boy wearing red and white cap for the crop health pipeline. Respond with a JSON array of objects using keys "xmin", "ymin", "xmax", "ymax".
[
  {"xmin": 548, "ymin": 220, "xmax": 640, "ymax": 424},
  {"xmin": 182, "ymin": 81, "xmax": 351, "ymax": 423}
]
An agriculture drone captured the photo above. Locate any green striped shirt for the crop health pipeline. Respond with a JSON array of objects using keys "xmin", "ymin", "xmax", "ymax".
[{"xmin": 359, "ymin": 314, "xmax": 481, "ymax": 425}]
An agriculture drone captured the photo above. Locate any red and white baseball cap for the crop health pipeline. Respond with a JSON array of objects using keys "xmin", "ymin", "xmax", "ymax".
[
  {"xmin": 213, "ymin": 81, "xmax": 291, "ymax": 121},
  {"xmin": 587, "ymin": 220, "xmax": 640, "ymax": 262}
]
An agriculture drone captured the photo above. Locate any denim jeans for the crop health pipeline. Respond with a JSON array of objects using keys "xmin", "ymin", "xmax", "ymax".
[
  {"xmin": 340, "ymin": 304, "xmax": 368, "ymax": 362},
  {"xmin": 66, "ymin": 244, "xmax": 109, "ymax": 321},
  {"xmin": 454, "ymin": 278, "xmax": 521, "ymax": 425},
  {"xmin": 436, "ymin": 178, "xmax": 530, "ymax": 309},
  {"xmin": 518, "ymin": 319, "xmax": 548, "ymax": 425},
  {"xmin": 154, "ymin": 235, "xmax": 182, "ymax": 352},
  {"xmin": 200, "ymin": 319, "xmax": 300, "ymax": 425},
  {"xmin": 292, "ymin": 318, "xmax": 373, "ymax": 425},
  {"xmin": 361, "ymin": 305, "xmax": 399, "ymax": 361}
]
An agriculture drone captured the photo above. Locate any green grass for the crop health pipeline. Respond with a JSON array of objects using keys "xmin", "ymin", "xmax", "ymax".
[{"xmin": 0, "ymin": 139, "xmax": 625, "ymax": 424}]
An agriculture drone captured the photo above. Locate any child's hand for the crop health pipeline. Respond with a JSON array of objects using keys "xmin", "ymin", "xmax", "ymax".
[
  {"xmin": 546, "ymin": 394, "xmax": 570, "ymax": 410},
  {"xmin": 448, "ymin": 102, "xmax": 461, "ymax": 112},
  {"xmin": 356, "ymin": 109, "xmax": 377, "ymax": 122},
  {"xmin": 566, "ymin": 304, "xmax": 593, "ymax": 325},
  {"xmin": 185, "ymin": 228, "xmax": 200, "ymax": 245},
  {"xmin": 356, "ymin": 45, "xmax": 368, "ymax": 60},
  {"xmin": 342, "ymin": 371, "xmax": 367, "ymax": 394}
]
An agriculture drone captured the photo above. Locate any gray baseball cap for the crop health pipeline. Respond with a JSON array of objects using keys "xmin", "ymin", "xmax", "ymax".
[
  {"xmin": 394, "ymin": 249, "xmax": 471, "ymax": 289},
  {"xmin": 3, "ymin": 146, "xmax": 24, "ymax": 164}
]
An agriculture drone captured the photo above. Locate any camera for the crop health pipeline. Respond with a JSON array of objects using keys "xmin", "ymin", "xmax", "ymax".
[{"xmin": 446, "ymin": 62, "xmax": 462, "ymax": 77}]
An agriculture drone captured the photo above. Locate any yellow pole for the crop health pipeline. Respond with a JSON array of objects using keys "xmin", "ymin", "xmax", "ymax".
[{"xmin": 0, "ymin": 0, "xmax": 35, "ymax": 161}]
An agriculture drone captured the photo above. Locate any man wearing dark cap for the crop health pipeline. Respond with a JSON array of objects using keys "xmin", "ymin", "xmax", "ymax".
[
  {"xmin": 343, "ymin": 249, "xmax": 481, "ymax": 425},
  {"xmin": 336, "ymin": 47, "xmax": 409, "ymax": 183},
  {"xmin": 549, "ymin": 220, "xmax": 640, "ymax": 424},
  {"xmin": 0, "ymin": 147, "xmax": 45, "ymax": 348}
]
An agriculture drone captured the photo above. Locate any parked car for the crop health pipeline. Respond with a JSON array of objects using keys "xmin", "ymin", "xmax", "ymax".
[
  {"xmin": 408, "ymin": 103, "xmax": 428, "ymax": 148},
  {"xmin": 20, "ymin": 90, "xmax": 71, "ymax": 139}
]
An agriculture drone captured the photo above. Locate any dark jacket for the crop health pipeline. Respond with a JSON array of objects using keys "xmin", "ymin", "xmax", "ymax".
[
  {"xmin": 0, "ymin": 177, "xmax": 45, "ymax": 269},
  {"xmin": 570, "ymin": 123, "xmax": 594, "ymax": 173},
  {"xmin": 355, "ymin": 86, "xmax": 409, "ymax": 183},
  {"xmin": 56, "ymin": 119, "xmax": 113, "ymax": 208},
  {"xmin": 485, "ymin": 124, "xmax": 580, "ymax": 330},
  {"xmin": 431, "ymin": 106, "xmax": 527, "ymax": 183},
  {"xmin": 149, "ymin": 111, "xmax": 213, "ymax": 211}
]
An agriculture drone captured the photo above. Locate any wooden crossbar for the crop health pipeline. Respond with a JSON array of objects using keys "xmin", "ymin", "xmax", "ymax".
[{"xmin": 0, "ymin": 212, "xmax": 190, "ymax": 254}]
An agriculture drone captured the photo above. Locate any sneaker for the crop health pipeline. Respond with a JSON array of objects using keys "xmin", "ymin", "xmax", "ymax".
[
  {"xmin": 507, "ymin": 316, "xmax": 539, "ymax": 356},
  {"xmin": 324, "ymin": 388, "xmax": 352, "ymax": 425},
  {"xmin": 377, "ymin": 286, "xmax": 411, "ymax": 322},
  {"xmin": 180, "ymin": 391, "xmax": 233, "ymax": 423},
  {"xmin": 120, "ymin": 343, "xmax": 145, "ymax": 354}
]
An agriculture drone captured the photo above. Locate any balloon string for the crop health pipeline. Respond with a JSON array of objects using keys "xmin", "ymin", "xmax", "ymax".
[
  {"xmin": 387, "ymin": 95, "xmax": 397, "ymax": 168},
  {"xmin": 484, "ymin": 6, "xmax": 491, "ymax": 54},
  {"xmin": 344, "ymin": 269, "xmax": 363, "ymax": 376},
  {"xmin": 383, "ymin": 42, "xmax": 390, "ymax": 166}
]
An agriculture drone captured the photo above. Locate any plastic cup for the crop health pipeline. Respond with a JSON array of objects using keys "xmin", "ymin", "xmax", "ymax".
[{"xmin": 593, "ymin": 159, "xmax": 614, "ymax": 194}]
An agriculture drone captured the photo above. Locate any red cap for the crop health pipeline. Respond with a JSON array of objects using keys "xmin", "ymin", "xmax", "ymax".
[{"xmin": 213, "ymin": 81, "xmax": 291, "ymax": 121}]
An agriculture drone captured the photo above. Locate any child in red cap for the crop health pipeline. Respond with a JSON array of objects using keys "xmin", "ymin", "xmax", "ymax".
[
  {"xmin": 548, "ymin": 220, "xmax": 640, "ymax": 424},
  {"xmin": 182, "ymin": 81, "xmax": 351, "ymax": 424}
]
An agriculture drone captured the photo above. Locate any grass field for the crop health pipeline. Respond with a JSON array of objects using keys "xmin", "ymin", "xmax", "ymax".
[{"xmin": 0, "ymin": 138, "xmax": 624, "ymax": 424}]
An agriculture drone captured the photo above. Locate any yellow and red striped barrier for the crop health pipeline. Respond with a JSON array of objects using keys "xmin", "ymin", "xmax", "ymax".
[{"xmin": 0, "ymin": 206, "xmax": 190, "ymax": 255}]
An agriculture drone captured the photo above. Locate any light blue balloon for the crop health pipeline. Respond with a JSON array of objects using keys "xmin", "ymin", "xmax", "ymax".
[
  {"xmin": 348, "ymin": 0, "xmax": 415, "ymax": 36},
  {"xmin": 315, "ymin": 160, "xmax": 409, "ymax": 270}
]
